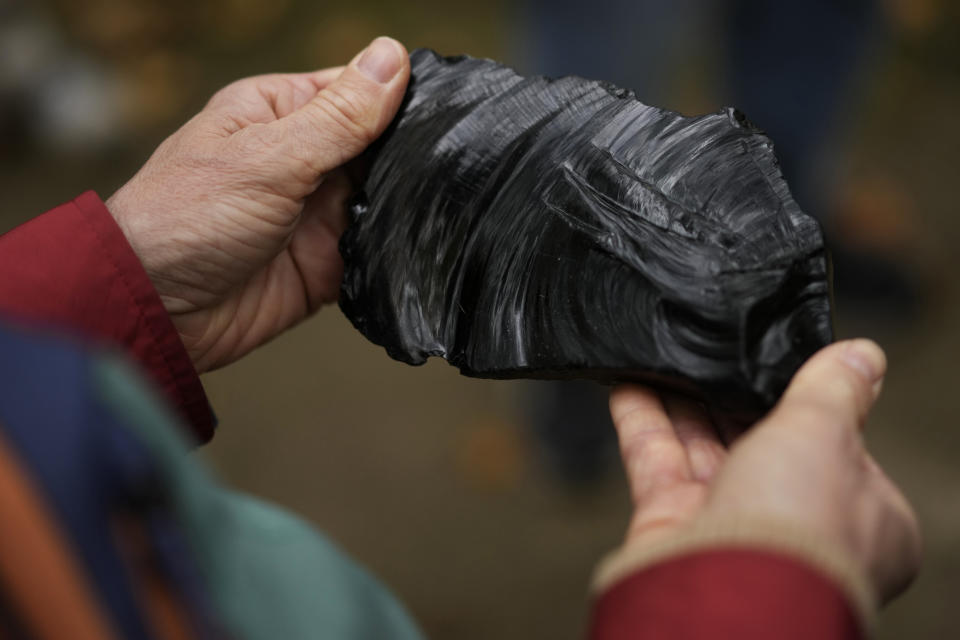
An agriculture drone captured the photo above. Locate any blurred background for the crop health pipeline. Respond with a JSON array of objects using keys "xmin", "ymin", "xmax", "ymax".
[{"xmin": 1, "ymin": 0, "xmax": 958, "ymax": 637}]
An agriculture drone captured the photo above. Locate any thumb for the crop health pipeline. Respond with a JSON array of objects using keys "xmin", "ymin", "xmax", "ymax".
[
  {"xmin": 284, "ymin": 37, "xmax": 410, "ymax": 174},
  {"xmin": 762, "ymin": 339, "xmax": 887, "ymax": 436}
]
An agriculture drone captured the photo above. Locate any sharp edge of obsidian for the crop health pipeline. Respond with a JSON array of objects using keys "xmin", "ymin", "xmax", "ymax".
[{"xmin": 339, "ymin": 48, "xmax": 834, "ymax": 418}]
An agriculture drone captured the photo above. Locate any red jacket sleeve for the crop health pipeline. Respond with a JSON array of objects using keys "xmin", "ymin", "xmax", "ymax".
[
  {"xmin": 589, "ymin": 549, "xmax": 864, "ymax": 640},
  {"xmin": 0, "ymin": 191, "xmax": 214, "ymax": 443}
]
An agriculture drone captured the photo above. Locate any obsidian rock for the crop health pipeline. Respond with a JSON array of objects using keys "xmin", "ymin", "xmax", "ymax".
[{"xmin": 339, "ymin": 49, "xmax": 833, "ymax": 417}]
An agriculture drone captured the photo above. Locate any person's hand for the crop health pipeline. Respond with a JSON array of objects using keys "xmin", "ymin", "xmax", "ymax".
[
  {"xmin": 610, "ymin": 339, "xmax": 921, "ymax": 603},
  {"xmin": 106, "ymin": 37, "xmax": 410, "ymax": 372}
]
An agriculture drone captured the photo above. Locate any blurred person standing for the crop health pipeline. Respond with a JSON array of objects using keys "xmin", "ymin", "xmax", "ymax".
[{"xmin": 516, "ymin": 0, "xmax": 917, "ymax": 486}]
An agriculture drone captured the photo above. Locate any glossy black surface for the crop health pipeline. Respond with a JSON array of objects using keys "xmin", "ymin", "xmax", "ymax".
[{"xmin": 340, "ymin": 49, "xmax": 834, "ymax": 417}]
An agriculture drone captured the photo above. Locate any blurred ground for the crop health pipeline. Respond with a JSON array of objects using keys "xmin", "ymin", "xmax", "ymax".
[{"xmin": 2, "ymin": 1, "xmax": 959, "ymax": 638}]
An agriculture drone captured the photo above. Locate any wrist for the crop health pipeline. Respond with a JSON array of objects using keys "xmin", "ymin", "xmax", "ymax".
[
  {"xmin": 105, "ymin": 183, "xmax": 153, "ymax": 282},
  {"xmin": 105, "ymin": 184, "xmax": 208, "ymax": 363},
  {"xmin": 105, "ymin": 182, "xmax": 197, "ymax": 316},
  {"xmin": 594, "ymin": 514, "xmax": 877, "ymax": 628}
]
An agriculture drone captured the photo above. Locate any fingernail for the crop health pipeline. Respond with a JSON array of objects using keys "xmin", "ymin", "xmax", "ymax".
[
  {"xmin": 841, "ymin": 339, "xmax": 886, "ymax": 395},
  {"xmin": 357, "ymin": 37, "xmax": 403, "ymax": 83}
]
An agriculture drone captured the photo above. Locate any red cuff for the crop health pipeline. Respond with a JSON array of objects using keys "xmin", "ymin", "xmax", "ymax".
[
  {"xmin": 590, "ymin": 549, "xmax": 864, "ymax": 640},
  {"xmin": 0, "ymin": 192, "xmax": 214, "ymax": 443}
]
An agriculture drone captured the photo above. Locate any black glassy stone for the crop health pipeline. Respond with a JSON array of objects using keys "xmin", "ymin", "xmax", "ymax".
[{"xmin": 339, "ymin": 49, "xmax": 834, "ymax": 418}]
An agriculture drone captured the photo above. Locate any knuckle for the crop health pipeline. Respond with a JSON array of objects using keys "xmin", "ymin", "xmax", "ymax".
[
  {"xmin": 765, "ymin": 403, "xmax": 825, "ymax": 433},
  {"xmin": 312, "ymin": 84, "xmax": 378, "ymax": 142},
  {"xmin": 619, "ymin": 420, "xmax": 672, "ymax": 459},
  {"xmin": 769, "ymin": 387, "xmax": 868, "ymax": 439},
  {"xmin": 790, "ymin": 358, "xmax": 874, "ymax": 416},
  {"xmin": 617, "ymin": 406, "xmax": 663, "ymax": 437},
  {"xmin": 217, "ymin": 127, "xmax": 283, "ymax": 176},
  {"xmin": 236, "ymin": 122, "xmax": 285, "ymax": 152},
  {"xmin": 633, "ymin": 436, "xmax": 674, "ymax": 463},
  {"xmin": 206, "ymin": 79, "xmax": 247, "ymax": 109}
]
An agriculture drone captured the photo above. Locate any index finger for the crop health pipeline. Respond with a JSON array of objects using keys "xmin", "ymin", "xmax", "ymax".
[
  {"xmin": 610, "ymin": 384, "xmax": 691, "ymax": 503},
  {"xmin": 206, "ymin": 67, "xmax": 347, "ymax": 116}
]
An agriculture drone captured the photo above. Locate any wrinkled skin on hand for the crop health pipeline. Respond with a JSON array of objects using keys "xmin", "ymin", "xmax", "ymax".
[
  {"xmin": 612, "ymin": 339, "xmax": 921, "ymax": 604},
  {"xmin": 107, "ymin": 37, "xmax": 410, "ymax": 372}
]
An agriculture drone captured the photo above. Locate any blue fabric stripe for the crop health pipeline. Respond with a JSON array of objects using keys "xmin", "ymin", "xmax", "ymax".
[{"xmin": 0, "ymin": 321, "xmax": 211, "ymax": 640}]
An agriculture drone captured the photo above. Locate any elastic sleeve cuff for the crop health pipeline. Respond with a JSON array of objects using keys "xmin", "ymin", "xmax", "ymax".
[{"xmin": 592, "ymin": 517, "xmax": 875, "ymax": 632}]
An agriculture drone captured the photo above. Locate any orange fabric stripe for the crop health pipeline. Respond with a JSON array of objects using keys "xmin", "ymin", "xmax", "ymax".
[
  {"xmin": 112, "ymin": 516, "xmax": 195, "ymax": 640},
  {"xmin": 0, "ymin": 430, "xmax": 118, "ymax": 640}
]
